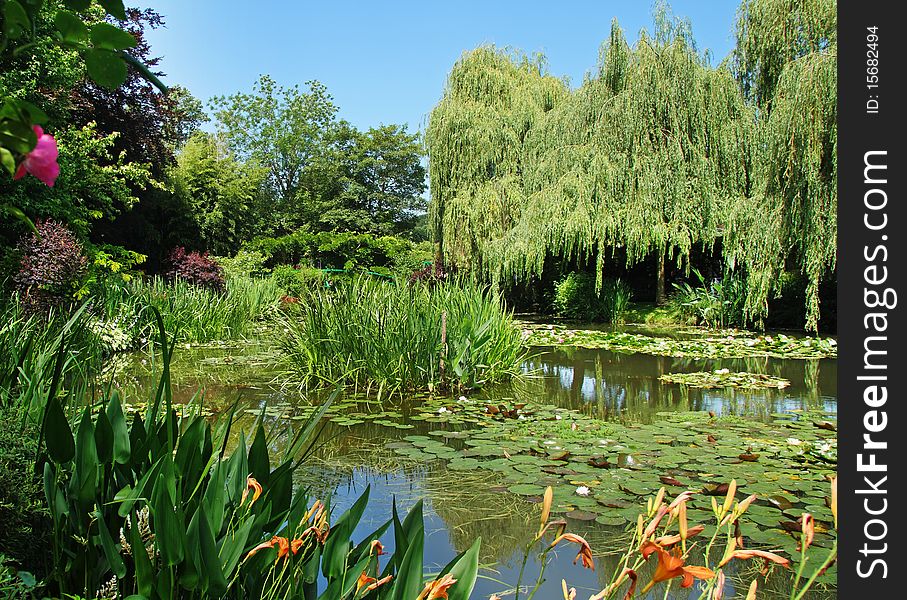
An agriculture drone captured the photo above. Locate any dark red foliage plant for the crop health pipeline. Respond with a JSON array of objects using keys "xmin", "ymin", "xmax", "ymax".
[
  {"xmin": 168, "ymin": 247, "xmax": 225, "ymax": 292},
  {"xmin": 14, "ymin": 220, "xmax": 88, "ymax": 313}
]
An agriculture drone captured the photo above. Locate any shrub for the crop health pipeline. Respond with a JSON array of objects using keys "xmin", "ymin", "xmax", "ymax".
[
  {"xmin": 670, "ymin": 269, "xmax": 749, "ymax": 329},
  {"xmin": 553, "ymin": 273, "xmax": 632, "ymax": 323},
  {"xmin": 215, "ymin": 249, "xmax": 269, "ymax": 279},
  {"xmin": 0, "ymin": 409, "xmax": 51, "ymax": 579},
  {"xmin": 167, "ymin": 247, "xmax": 225, "ymax": 292},
  {"xmin": 271, "ymin": 264, "xmax": 326, "ymax": 298},
  {"xmin": 13, "ymin": 220, "xmax": 88, "ymax": 313},
  {"xmin": 278, "ymin": 277, "xmax": 526, "ymax": 395}
]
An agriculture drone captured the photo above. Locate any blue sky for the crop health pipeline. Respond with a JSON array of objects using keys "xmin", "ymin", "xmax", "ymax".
[{"xmin": 142, "ymin": 1, "xmax": 740, "ymax": 133}]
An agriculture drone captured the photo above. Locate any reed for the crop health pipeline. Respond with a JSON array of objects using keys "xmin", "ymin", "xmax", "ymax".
[{"xmin": 278, "ymin": 277, "xmax": 527, "ymax": 396}]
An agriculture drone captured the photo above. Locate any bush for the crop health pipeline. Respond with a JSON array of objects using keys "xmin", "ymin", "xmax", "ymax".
[
  {"xmin": 0, "ymin": 410, "xmax": 51, "ymax": 579},
  {"xmin": 244, "ymin": 230, "xmax": 418, "ymax": 272},
  {"xmin": 168, "ymin": 247, "xmax": 225, "ymax": 292},
  {"xmin": 271, "ymin": 265, "xmax": 326, "ymax": 298},
  {"xmin": 214, "ymin": 249, "xmax": 269, "ymax": 279},
  {"xmin": 670, "ymin": 269, "xmax": 749, "ymax": 328},
  {"xmin": 278, "ymin": 277, "xmax": 526, "ymax": 395},
  {"xmin": 553, "ymin": 273, "xmax": 632, "ymax": 323},
  {"xmin": 13, "ymin": 220, "xmax": 88, "ymax": 313}
]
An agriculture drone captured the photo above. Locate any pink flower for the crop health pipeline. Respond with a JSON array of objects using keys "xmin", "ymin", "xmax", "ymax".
[{"xmin": 14, "ymin": 126, "xmax": 60, "ymax": 187}]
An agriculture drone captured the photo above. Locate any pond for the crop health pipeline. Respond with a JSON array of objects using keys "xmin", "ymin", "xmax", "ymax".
[{"xmin": 108, "ymin": 333, "xmax": 837, "ymax": 599}]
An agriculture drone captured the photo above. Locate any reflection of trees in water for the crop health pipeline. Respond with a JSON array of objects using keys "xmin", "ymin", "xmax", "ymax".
[{"xmin": 511, "ymin": 349, "xmax": 834, "ymax": 422}]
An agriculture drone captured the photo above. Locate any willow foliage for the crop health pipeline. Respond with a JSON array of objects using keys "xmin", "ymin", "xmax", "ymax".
[
  {"xmin": 427, "ymin": 1, "xmax": 837, "ymax": 330},
  {"xmin": 727, "ymin": 0, "xmax": 837, "ymax": 329}
]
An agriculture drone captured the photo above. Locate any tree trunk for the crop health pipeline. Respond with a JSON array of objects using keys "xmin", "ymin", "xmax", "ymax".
[{"xmin": 655, "ymin": 250, "xmax": 666, "ymax": 305}]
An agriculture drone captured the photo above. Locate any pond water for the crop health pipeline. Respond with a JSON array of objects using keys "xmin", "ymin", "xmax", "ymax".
[{"xmin": 111, "ymin": 338, "xmax": 837, "ymax": 599}]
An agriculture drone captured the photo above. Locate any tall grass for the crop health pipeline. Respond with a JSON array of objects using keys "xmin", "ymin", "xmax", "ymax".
[
  {"xmin": 97, "ymin": 276, "xmax": 282, "ymax": 345},
  {"xmin": 278, "ymin": 277, "xmax": 527, "ymax": 396},
  {"xmin": 0, "ymin": 299, "xmax": 99, "ymax": 417}
]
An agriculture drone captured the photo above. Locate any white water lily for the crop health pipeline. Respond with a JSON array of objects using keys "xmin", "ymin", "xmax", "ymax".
[
  {"xmin": 714, "ymin": 368, "xmax": 730, "ymax": 375},
  {"xmin": 458, "ymin": 395, "xmax": 467, "ymax": 402},
  {"xmin": 786, "ymin": 438, "xmax": 802, "ymax": 445},
  {"xmin": 575, "ymin": 486, "xmax": 590, "ymax": 496},
  {"xmin": 437, "ymin": 407, "xmax": 448, "ymax": 414},
  {"xmin": 555, "ymin": 415, "xmax": 562, "ymax": 420}
]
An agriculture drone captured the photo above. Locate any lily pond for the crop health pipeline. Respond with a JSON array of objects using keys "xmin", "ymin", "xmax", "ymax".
[{"xmin": 107, "ymin": 323, "xmax": 837, "ymax": 599}]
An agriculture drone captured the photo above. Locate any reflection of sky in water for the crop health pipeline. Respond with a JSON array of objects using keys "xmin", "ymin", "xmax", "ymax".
[
  {"xmin": 309, "ymin": 468, "xmax": 769, "ymax": 600},
  {"xmin": 515, "ymin": 347, "xmax": 837, "ymax": 422}
]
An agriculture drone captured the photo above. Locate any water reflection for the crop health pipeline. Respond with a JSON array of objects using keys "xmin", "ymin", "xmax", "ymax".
[{"xmin": 113, "ymin": 341, "xmax": 837, "ymax": 599}]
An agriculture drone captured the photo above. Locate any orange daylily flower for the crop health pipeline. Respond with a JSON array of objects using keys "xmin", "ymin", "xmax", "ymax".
[
  {"xmin": 370, "ymin": 540, "xmax": 387, "ymax": 556},
  {"xmin": 745, "ymin": 579, "xmax": 759, "ymax": 600},
  {"xmin": 719, "ymin": 548, "xmax": 790, "ymax": 569},
  {"xmin": 241, "ymin": 476, "xmax": 263, "ymax": 507},
  {"xmin": 711, "ymin": 571, "xmax": 725, "ymax": 600},
  {"xmin": 652, "ymin": 525, "xmax": 705, "ymax": 548},
  {"xmin": 416, "ymin": 573, "xmax": 458, "ymax": 600},
  {"xmin": 539, "ymin": 486, "xmax": 554, "ymax": 536},
  {"xmin": 590, "ymin": 568, "xmax": 637, "ymax": 600},
  {"xmin": 642, "ymin": 505, "xmax": 670, "ymax": 539},
  {"xmin": 357, "ymin": 572, "xmax": 378, "ymax": 593},
  {"xmin": 365, "ymin": 575, "xmax": 393, "ymax": 592},
  {"xmin": 291, "ymin": 538, "xmax": 305, "ymax": 555},
  {"xmin": 550, "ymin": 533, "xmax": 595, "ymax": 570},
  {"xmin": 561, "ymin": 579, "xmax": 576, "ymax": 600},
  {"xmin": 831, "ymin": 476, "xmax": 838, "ymax": 530},
  {"xmin": 640, "ymin": 545, "xmax": 714, "ymax": 593},
  {"xmin": 246, "ymin": 536, "xmax": 291, "ymax": 560},
  {"xmin": 800, "ymin": 513, "xmax": 815, "ymax": 552}
]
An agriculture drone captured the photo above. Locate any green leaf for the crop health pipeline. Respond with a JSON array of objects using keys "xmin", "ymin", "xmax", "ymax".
[
  {"xmin": 390, "ymin": 525, "xmax": 424, "ymax": 600},
  {"xmin": 1, "ymin": 148, "xmax": 17, "ymax": 176},
  {"xmin": 83, "ymin": 48, "xmax": 128, "ymax": 89},
  {"xmin": 73, "ymin": 408, "xmax": 99, "ymax": 506},
  {"xmin": 2, "ymin": 1, "xmax": 30, "ymax": 40},
  {"xmin": 196, "ymin": 505, "xmax": 228, "ymax": 595},
  {"xmin": 42, "ymin": 395, "xmax": 74, "ymax": 463},
  {"xmin": 96, "ymin": 509, "xmax": 126, "ymax": 578},
  {"xmin": 99, "ymin": 0, "xmax": 127, "ymax": 20},
  {"xmin": 130, "ymin": 510, "xmax": 154, "ymax": 598},
  {"xmin": 151, "ymin": 473, "xmax": 185, "ymax": 566},
  {"xmin": 94, "ymin": 408, "xmax": 114, "ymax": 465},
  {"xmin": 438, "ymin": 537, "xmax": 481, "ymax": 600},
  {"xmin": 54, "ymin": 10, "xmax": 88, "ymax": 43},
  {"xmin": 322, "ymin": 485, "xmax": 370, "ymax": 579},
  {"xmin": 106, "ymin": 392, "xmax": 131, "ymax": 464},
  {"xmin": 218, "ymin": 517, "xmax": 254, "ymax": 577},
  {"xmin": 247, "ymin": 424, "xmax": 270, "ymax": 485},
  {"xmin": 90, "ymin": 22, "xmax": 136, "ymax": 50}
]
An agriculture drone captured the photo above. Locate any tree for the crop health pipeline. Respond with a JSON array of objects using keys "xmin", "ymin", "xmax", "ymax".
[
  {"xmin": 727, "ymin": 0, "xmax": 837, "ymax": 329},
  {"xmin": 314, "ymin": 123, "xmax": 426, "ymax": 237},
  {"xmin": 211, "ymin": 75, "xmax": 338, "ymax": 233},
  {"xmin": 170, "ymin": 131, "xmax": 266, "ymax": 255}
]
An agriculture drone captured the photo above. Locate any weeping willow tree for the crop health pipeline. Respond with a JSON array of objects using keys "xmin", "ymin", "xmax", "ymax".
[
  {"xmin": 425, "ymin": 47, "xmax": 568, "ymax": 270},
  {"xmin": 726, "ymin": 0, "xmax": 837, "ymax": 330},
  {"xmin": 428, "ymin": 9, "xmax": 752, "ymax": 303},
  {"xmin": 427, "ymin": 0, "xmax": 836, "ymax": 330}
]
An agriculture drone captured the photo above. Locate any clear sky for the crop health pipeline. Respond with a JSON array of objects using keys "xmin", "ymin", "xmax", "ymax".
[{"xmin": 142, "ymin": 1, "xmax": 741, "ymax": 134}]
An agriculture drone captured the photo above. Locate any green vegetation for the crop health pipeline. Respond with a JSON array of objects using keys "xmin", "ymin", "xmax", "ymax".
[
  {"xmin": 553, "ymin": 273, "xmax": 631, "ymax": 323},
  {"xmin": 279, "ymin": 277, "xmax": 527, "ymax": 396},
  {"xmin": 658, "ymin": 371, "xmax": 791, "ymax": 390},
  {"xmin": 521, "ymin": 324, "xmax": 837, "ymax": 360},
  {"xmin": 426, "ymin": 1, "xmax": 836, "ymax": 331}
]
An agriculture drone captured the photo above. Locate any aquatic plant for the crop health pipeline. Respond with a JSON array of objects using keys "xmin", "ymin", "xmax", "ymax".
[
  {"xmin": 97, "ymin": 275, "xmax": 281, "ymax": 345},
  {"xmin": 522, "ymin": 324, "xmax": 837, "ymax": 360},
  {"xmin": 278, "ymin": 277, "xmax": 527, "ymax": 396},
  {"xmin": 553, "ymin": 274, "xmax": 632, "ymax": 323},
  {"xmin": 670, "ymin": 270, "xmax": 749, "ymax": 329},
  {"xmin": 34, "ymin": 315, "xmax": 483, "ymax": 599}
]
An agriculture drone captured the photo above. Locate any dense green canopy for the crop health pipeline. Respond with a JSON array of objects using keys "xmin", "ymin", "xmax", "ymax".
[{"xmin": 426, "ymin": 1, "xmax": 837, "ymax": 330}]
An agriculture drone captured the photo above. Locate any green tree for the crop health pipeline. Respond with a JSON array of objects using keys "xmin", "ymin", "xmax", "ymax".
[
  {"xmin": 314, "ymin": 123, "xmax": 426, "ymax": 237},
  {"xmin": 169, "ymin": 131, "xmax": 266, "ymax": 255},
  {"xmin": 211, "ymin": 75, "xmax": 337, "ymax": 232}
]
